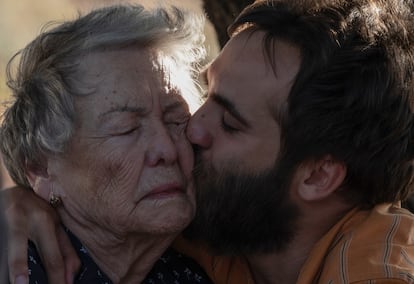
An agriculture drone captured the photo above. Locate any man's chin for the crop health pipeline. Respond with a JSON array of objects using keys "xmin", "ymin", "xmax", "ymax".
[{"xmin": 187, "ymin": 161, "xmax": 299, "ymax": 255}]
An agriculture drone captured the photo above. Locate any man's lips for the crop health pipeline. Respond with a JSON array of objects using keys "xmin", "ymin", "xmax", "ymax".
[{"xmin": 142, "ymin": 184, "xmax": 184, "ymax": 199}]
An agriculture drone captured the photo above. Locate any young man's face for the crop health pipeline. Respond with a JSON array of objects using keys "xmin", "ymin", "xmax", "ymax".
[
  {"xmin": 188, "ymin": 29, "xmax": 300, "ymax": 177},
  {"xmin": 185, "ymin": 30, "xmax": 302, "ymax": 253}
]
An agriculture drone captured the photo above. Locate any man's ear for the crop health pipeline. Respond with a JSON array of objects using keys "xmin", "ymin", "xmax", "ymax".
[
  {"xmin": 26, "ymin": 163, "xmax": 52, "ymax": 201},
  {"xmin": 296, "ymin": 155, "xmax": 346, "ymax": 201}
]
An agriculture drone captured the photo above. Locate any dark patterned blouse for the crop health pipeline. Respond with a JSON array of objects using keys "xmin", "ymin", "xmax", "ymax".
[{"xmin": 27, "ymin": 230, "xmax": 212, "ymax": 284}]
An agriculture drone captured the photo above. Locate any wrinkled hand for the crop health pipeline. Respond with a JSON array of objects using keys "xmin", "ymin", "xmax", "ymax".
[{"xmin": 0, "ymin": 186, "xmax": 80, "ymax": 284}]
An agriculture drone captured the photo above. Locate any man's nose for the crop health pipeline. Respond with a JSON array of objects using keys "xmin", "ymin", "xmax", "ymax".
[{"xmin": 186, "ymin": 108, "xmax": 213, "ymax": 149}]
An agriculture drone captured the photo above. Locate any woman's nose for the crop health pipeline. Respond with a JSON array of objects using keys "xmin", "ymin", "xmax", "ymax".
[{"xmin": 146, "ymin": 126, "xmax": 178, "ymax": 167}]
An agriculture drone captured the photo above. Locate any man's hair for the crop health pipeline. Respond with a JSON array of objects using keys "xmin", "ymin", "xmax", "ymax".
[
  {"xmin": 0, "ymin": 4, "xmax": 205, "ymax": 188},
  {"xmin": 229, "ymin": 0, "xmax": 414, "ymax": 207}
]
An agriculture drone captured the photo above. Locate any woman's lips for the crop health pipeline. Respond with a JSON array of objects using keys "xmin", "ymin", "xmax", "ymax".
[{"xmin": 143, "ymin": 184, "xmax": 184, "ymax": 199}]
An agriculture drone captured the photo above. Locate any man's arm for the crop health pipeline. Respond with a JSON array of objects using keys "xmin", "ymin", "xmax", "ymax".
[{"xmin": 0, "ymin": 186, "xmax": 80, "ymax": 284}]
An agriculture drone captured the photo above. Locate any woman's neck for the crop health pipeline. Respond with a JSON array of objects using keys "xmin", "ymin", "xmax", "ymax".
[{"xmin": 59, "ymin": 211, "xmax": 178, "ymax": 283}]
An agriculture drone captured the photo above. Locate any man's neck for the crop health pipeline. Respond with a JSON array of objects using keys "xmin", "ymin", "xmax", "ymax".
[
  {"xmin": 245, "ymin": 233, "xmax": 315, "ymax": 284},
  {"xmin": 246, "ymin": 199, "xmax": 355, "ymax": 284}
]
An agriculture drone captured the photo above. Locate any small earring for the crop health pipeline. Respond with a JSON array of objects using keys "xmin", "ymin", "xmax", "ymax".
[{"xmin": 49, "ymin": 194, "xmax": 62, "ymax": 208}]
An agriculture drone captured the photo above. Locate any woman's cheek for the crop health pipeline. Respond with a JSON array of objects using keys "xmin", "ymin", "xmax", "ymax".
[{"xmin": 176, "ymin": 133, "xmax": 194, "ymax": 181}]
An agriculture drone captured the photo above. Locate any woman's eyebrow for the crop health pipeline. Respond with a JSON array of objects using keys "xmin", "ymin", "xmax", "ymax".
[{"xmin": 99, "ymin": 105, "xmax": 147, "ymax": 120}]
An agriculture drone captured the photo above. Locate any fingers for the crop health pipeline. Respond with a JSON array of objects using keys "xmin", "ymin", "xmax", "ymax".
[
  {"xmin": 1, "ymin": 186, "xmax": 78, "ymax": 284},
  {"xmin": 29, "ymin": 205, "xmax": 68, "ymax": 284},
  {"xmin": 7, "ymin": 225, "xmax": 29, "ymax": 284},
  {"xmin": 28, "ymin": 199, "xmax": 80, "ymax": 284},
  {"xmin": 1, "ymin": 186, "xmax": 80, "ymax": 284},
  {"xmin": 2, "ymin": 188, "xmax": 30, "ymax": 284},
  {"xmin": 56, "ymin": 227, "xmax": 81, "ymax": 284}
]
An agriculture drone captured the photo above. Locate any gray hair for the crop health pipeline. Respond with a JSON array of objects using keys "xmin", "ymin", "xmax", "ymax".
[{"xmin": 0, "ymin": 4, "xmax": 206, "ymax": 187}]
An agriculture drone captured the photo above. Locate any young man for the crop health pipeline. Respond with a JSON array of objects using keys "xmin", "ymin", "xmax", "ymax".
[
  {"xmin": 4, "ymin": 0, "xmax": 414, "ymax": 283},
  {"xmin": 182, "ymin": 0, "xmax": 414, "ymax": 282}
]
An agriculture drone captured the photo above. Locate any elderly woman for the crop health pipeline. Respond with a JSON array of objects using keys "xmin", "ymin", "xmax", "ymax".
[{"xmin": 0, "ymin": 4, "xmax": 213, "ymax": 284}]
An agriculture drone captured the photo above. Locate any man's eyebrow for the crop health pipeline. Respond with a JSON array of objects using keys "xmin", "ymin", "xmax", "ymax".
[{"xmin": 212, "ymin": 93, "xmax": 250, "ymax": 128}]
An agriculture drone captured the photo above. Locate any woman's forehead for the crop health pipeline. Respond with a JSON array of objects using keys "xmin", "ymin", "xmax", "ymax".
[{"xmin": 71, "ymin": 49, "xmax": 190, "ymax": 117}]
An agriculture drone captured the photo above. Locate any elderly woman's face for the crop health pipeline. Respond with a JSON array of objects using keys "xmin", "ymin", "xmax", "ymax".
[{"xmin": 47, "ymin": 48, "xmax": 196, "ymax": 235}]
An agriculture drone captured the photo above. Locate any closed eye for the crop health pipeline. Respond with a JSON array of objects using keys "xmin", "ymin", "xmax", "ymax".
[
  {"xmin": 115, "ymin": 127, "xmax": 139, "ymax": 136},
  {"xmin": 221, "ymin": 120, "xmax": 238, "ymax": 133},
  {"xmin": 220, "ymin": 111, "xmax": 241, "ymax": 133},
  {"xmin": 167, "ymin": 118, "xmax": 189, "ymax": 131}
]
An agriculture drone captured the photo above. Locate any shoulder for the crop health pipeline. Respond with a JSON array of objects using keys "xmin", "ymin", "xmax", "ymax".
[
  {"xmin": 143, "ymin": 247, "xmax": 213, "ymax": 283},
  {"xmin": 304, "ymin": 204, "xmax": 414, "ymax": 283}
]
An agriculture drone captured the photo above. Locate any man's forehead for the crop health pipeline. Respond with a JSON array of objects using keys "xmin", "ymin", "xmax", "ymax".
[{"xmin": 201, "ymin": 31, "xmax": 300, "ymax": 123}]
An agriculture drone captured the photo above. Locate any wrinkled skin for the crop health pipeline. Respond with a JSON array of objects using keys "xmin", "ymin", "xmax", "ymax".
[{"xmin": 2, "ymin": 47, "xmax": 197, "ymax": 284}]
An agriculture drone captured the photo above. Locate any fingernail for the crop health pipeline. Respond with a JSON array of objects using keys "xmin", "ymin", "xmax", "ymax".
[{"xmin": 15, "ymin": 275, "xmax": 27, "ymax": 284}]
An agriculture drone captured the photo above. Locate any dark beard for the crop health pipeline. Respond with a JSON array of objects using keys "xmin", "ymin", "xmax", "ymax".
[{"xmin": 184, "ymin": 154, "xmax": 299, "ymax": 255}]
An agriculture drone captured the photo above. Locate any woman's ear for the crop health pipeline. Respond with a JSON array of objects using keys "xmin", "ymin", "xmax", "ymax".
[
  {"xmin": 26, "ymin": 163, "xmax": 51, "ymax": 201},
  {"xmin": 296, "ymin": 155, "xmax": 347, "ymax": 201}
]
